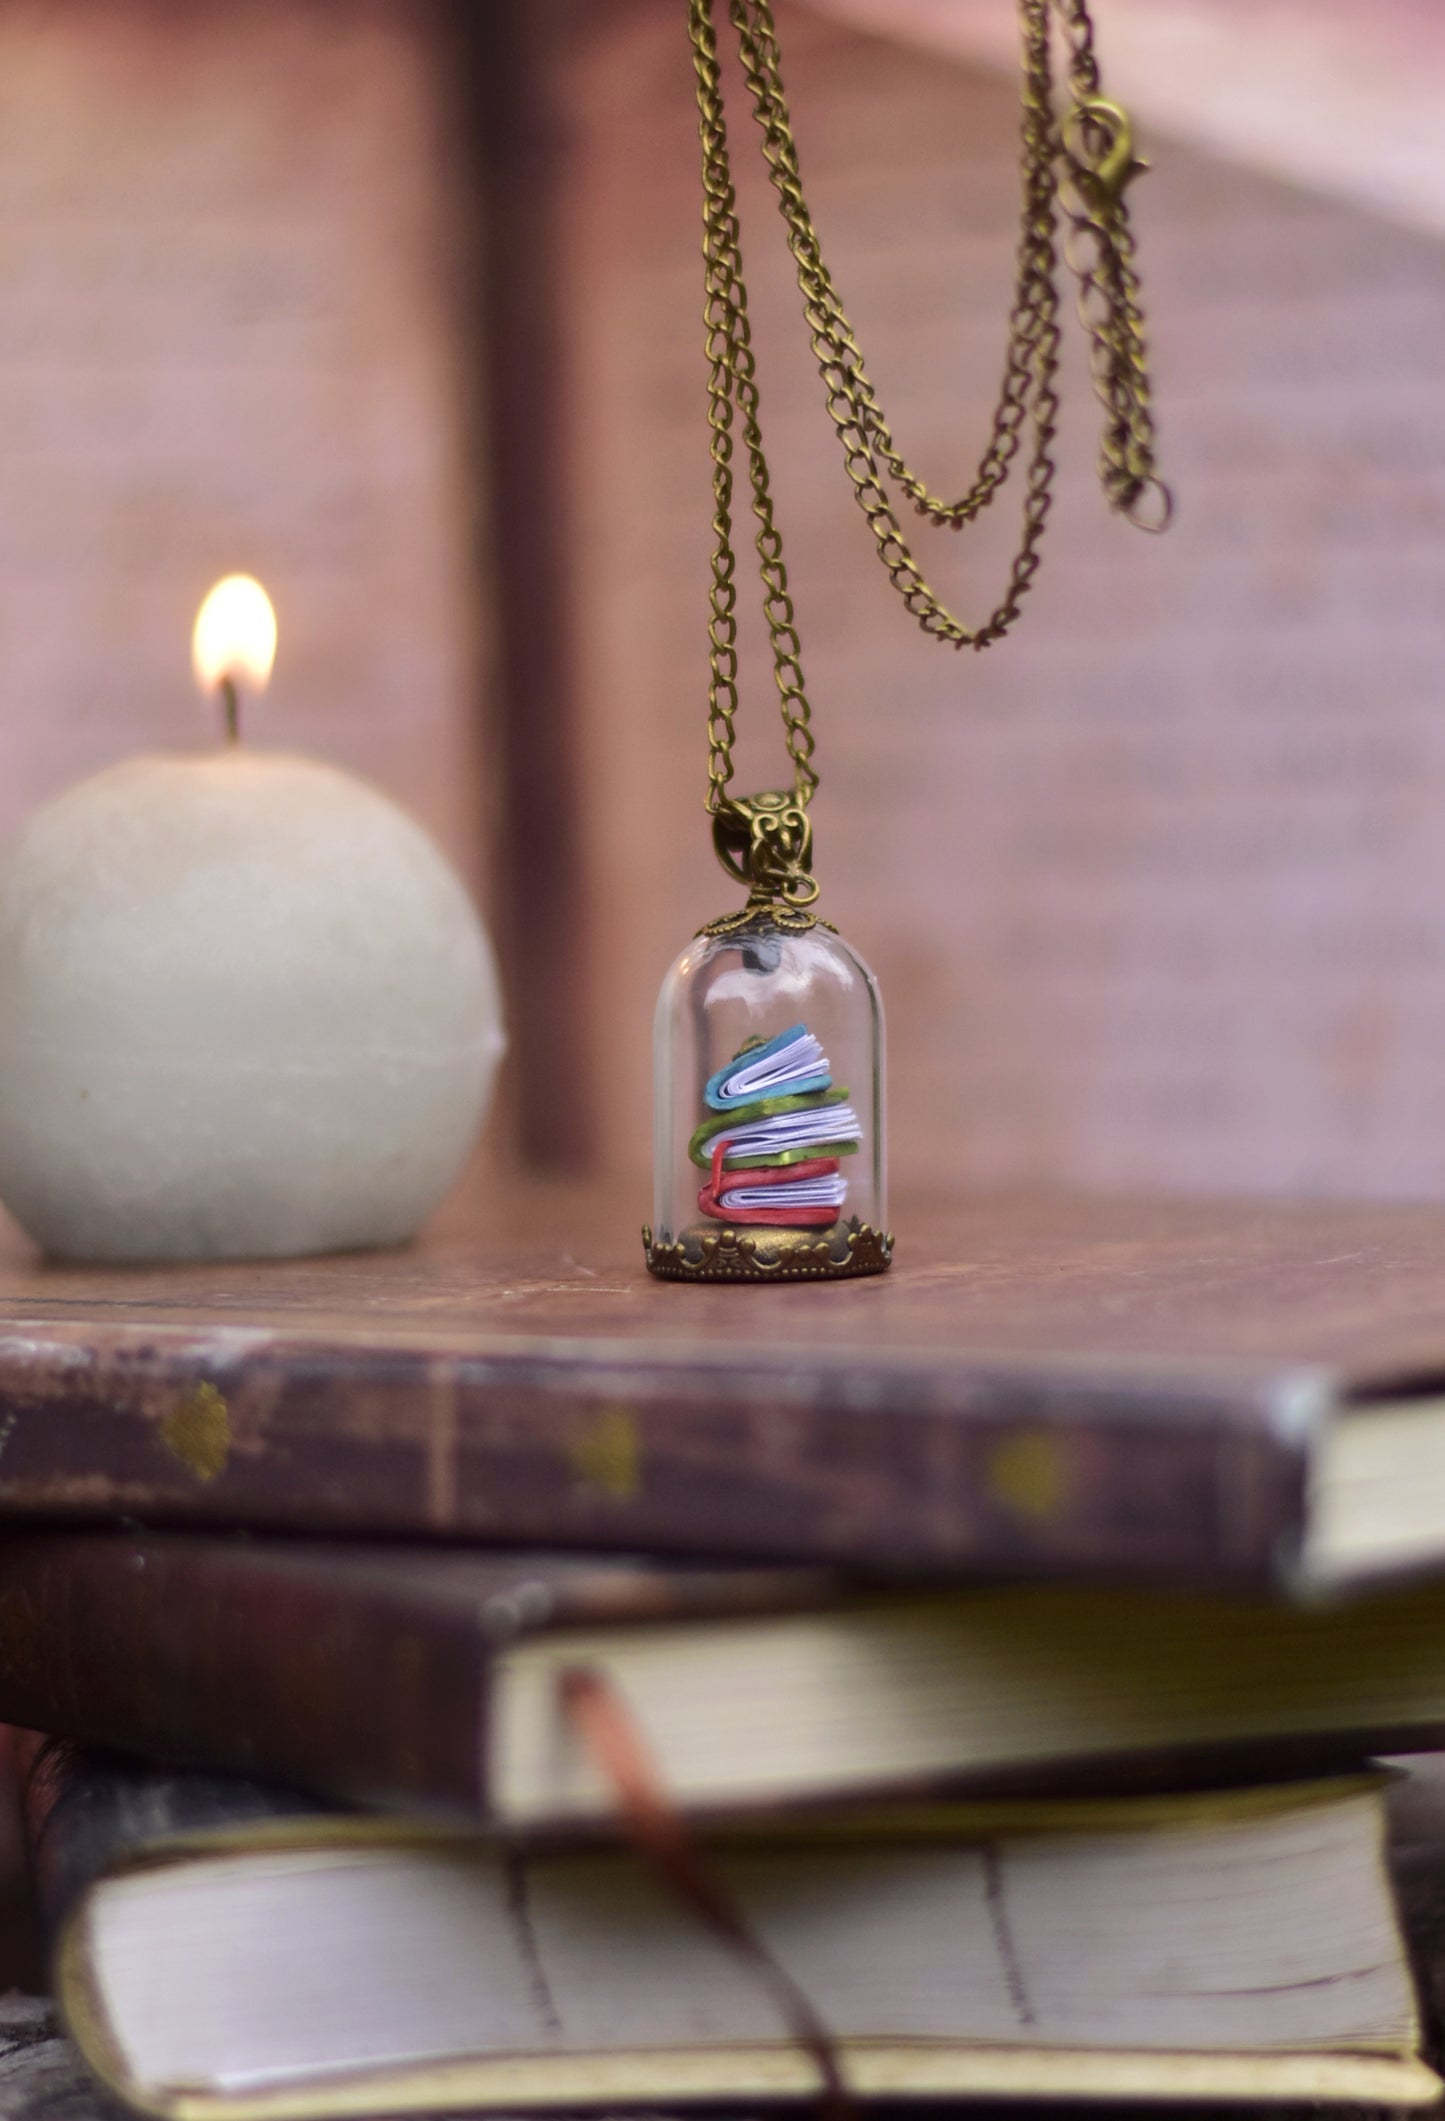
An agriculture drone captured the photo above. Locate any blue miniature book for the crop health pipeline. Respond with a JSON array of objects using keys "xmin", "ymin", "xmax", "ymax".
[{"xmin": 704, "ymin": 1024, "xmax": 833, "ymax": 1111}]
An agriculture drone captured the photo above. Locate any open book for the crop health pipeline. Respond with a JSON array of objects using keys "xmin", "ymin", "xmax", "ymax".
[{"xmin": 45, "ymin": 1759, "xmax": 1437, "ymax": 2118}]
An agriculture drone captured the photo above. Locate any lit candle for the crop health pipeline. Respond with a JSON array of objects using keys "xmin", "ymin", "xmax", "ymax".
[
  {"xmin": 192, "ymin": 572, "xmax": 278, "ymax": 746},
  {"xmin": 0, "ymin": 579, "xmax": 506, "ymax": 1262}
]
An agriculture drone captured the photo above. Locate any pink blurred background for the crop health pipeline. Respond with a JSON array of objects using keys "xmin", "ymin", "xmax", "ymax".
[{"xmin": 2, "ymin": 0, "xmax": 1443, "ymax": 1207}]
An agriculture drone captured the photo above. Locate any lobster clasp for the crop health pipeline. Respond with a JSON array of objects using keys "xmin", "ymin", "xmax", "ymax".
[
  {"xmin": 1063, "ymin": 96, "xmax": 1148, "ymax": 210},
  {"xmin": 712, "ymin": 790, "xmax": 820, "ymax": 912}
]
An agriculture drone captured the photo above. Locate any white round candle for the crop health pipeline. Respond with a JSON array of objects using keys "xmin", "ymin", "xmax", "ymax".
[
  {"xmin": 0, "ymin": 749, "xmax": 505, "ymax": 1262},
  {"xmin": 0, "ymin": 573, "xmax": 503, "ymax": 1263}
]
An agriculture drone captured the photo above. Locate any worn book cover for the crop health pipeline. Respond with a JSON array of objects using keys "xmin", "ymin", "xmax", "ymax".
[
  {"xmin": 15, "ymin": 1534, "xmax": 1445, "ymax": 1821},
  {"xmin": 0, "ymin": 1191, "xmax": 1443, "ymax": 1586}
]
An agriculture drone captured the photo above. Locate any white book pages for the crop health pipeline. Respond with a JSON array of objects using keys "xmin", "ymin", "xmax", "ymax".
[
  {"xmin": 714, "ymin": 1031, "xmax": 828, "ymax": 1104},
  {"xmin": 719, "ymin": 1104, "xmax": 862, "ymax": 1160},
  {"xmin": 80, "ymin": 1785, "xmax": 1415, "ymax": 2099},
  {"xmin": 719, "ymin": 1175, "xmax": 848, "ymax": 1210}
]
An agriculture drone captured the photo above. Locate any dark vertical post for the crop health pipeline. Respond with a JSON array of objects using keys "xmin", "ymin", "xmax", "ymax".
[{"xmin": 450, "ymin": 0, "xmax": 594, "ymax": 1171}]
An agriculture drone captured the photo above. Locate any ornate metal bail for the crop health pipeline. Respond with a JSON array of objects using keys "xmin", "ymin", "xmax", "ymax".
[{"xmin": 702, "ymin": 791, "xmax": 825, "ymax": 937}]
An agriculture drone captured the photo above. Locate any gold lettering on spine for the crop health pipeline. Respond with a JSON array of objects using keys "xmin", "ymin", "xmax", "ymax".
[
  {"xmin": 569, "ymin": 1404, "xmax": 641, "ymax": 1500},
  {"xmin": 160, "ymin": 1383, "xmax": 231, "ymax": 1483}
]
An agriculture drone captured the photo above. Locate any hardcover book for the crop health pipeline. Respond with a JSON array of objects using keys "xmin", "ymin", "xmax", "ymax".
[
  {"xmin": 0, "ymin": 1189, "xmax": 1444, "ymax": 1585},
  {"xmin": 14, "ymin": 1535, "xmax": 1445, "ymax": 1821}
]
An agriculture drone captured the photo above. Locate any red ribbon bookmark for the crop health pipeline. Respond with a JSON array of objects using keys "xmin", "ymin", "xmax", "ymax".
[{"xmin": 558, "ymin": 1664, "xmax": 851, "ymax": 2120}]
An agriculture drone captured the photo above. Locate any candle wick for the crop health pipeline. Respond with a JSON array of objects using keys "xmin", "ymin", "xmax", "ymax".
[{"xmin": 218, "ymin": 674, "xmax": 240, "ymax": 748}]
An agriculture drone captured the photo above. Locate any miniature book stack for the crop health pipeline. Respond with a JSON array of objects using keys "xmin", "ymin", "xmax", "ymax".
[{"xmin": 692, "ymin": 1026, "xmax": 860, "ymax": 1227}]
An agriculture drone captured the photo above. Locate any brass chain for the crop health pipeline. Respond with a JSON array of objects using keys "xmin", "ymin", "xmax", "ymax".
[
  {"xmin": 727, "ymin": 0, "xmax": 1061, "ymax": 655},
  {"xmin": 691, "ymin": 0, "xmax": 1170, "ymax": 836},
  {"xmin": 694, "ymin": 0, "xmax": 818, "ymax": 820},
  {"xmin": 1052, "ymin": 0, "xmax": 1169, "ymax": 524}
]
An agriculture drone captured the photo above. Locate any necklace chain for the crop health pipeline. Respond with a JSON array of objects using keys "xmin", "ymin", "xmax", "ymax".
[{"xmin": 692, "ymin": 0, "xmax": 1170, "ymax": 835}]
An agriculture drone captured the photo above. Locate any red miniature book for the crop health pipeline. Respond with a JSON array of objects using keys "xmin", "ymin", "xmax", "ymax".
[{"xmin": 698, "ymin": 1147, "xmax": 844, "ymax": 1226}]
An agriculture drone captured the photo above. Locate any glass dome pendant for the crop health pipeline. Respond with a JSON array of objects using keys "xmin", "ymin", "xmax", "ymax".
[
  {"xmin": 645, "ymin": 793, "xmax": 891, "ymax": 1283},
  {"xmin": 644, "ymin": 0, "xmax": 1169, "ymax": 1283}
]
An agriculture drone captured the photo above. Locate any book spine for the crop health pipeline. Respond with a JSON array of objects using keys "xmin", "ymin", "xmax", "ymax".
[
  {"xmin": 0, "ymin": 1539, "xmax": 493, "ymax": 1819},
  {"xmin": 0, "ymin": 1332, "xmax": 1309, "ymax": 1583}
]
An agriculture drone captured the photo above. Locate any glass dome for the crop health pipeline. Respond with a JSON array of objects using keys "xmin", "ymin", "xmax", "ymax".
[{"xmin": 644, "ymin": 918, "xmax": 890, "ymax": 1282}]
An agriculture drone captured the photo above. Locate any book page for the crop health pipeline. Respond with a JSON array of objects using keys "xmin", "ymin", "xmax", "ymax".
[{"xmin": 528, "ymin": 1809, "xmax": 1408, "ymax": 2052}]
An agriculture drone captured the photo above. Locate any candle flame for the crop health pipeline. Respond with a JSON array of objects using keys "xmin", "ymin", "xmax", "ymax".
[{"xmin": 192, "ymin": 576, "xmax": 277, "ymax": 696}]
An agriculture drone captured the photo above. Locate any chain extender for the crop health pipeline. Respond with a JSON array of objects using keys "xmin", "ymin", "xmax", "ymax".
[{"xmin": 692, "ymin": 0, "xmax": 1170, "ymax": 905}]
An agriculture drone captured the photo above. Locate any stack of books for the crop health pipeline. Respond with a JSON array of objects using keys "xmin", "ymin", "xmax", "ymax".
[
  {"xmin": 693, "ymin": 1026, "xmax": 860, "ymax": 1224},
  {"xmin": 5, "ymin": 1190, "xmax": 1445, "ymax": 2116}
]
